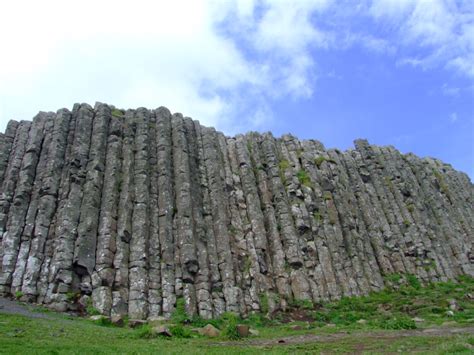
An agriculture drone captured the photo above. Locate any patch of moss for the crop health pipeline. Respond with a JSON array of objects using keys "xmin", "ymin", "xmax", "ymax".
[
  {"xmin": 314, "ymin": 156, "xmax": 326, "ymax": 168},
  {"xmin": 111, "ymin": 108, "xmax": 123, "ymax": 117},
  {"xmin": 323, "ymin": 191, "xmax": 333, "ymax": 201},
  {"xmin": 297, "ymin": 169, "xmax": 311, "ymax": 187}
]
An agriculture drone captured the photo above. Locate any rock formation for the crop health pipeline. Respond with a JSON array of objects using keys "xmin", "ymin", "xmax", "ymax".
[{"xmin": 0, "ymin": 103, "xmax": 472, "ymax": 319}]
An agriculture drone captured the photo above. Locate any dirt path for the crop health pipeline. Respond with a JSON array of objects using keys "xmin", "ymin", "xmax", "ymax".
[
  {"xmin": 213, "ymin": 326, "xmax": 474, "ymax": 347},
  {"xmin": 0, "ymin": 296, "xmax": 65, "ymax": 320},
  {"xmin": 2, "ymin": 296, "xmax": 473, "ymax": 349}
]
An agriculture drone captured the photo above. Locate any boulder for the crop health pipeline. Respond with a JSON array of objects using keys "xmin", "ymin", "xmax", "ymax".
[
  {"xmin": 128, "ymin": 319, "xmax": 148, "ymax": 328},
  {"xmin": 198, "ymin": 324, "xmax": 220, "ymax": 337},
  {"xmin": 152, "ymin": 325, "xmax": 172, "ymax": 337},
  {"xmin": 236, "ymin": 324, "xmax": 250, "ymax": 337},
  {"xmin": 111, "ymin": 315, "xmax": 125, "ymax": 327}
]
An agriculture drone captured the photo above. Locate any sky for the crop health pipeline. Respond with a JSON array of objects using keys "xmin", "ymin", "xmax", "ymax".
[{"xmin": 0, "ymin": 0, "xmax": 473, "ymax": 179}]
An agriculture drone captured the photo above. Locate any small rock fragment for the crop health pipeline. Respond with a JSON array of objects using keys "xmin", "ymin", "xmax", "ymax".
[
  {"xmin": 249, "ymin": 328, "xmax": 259, "ymax": 336},
  {"xmin": 111, "ymin": 315, "xmax": 125, "ymax": 327},
  {"xmin": 152, "ymin": 325, "xmax": 172, "ymax": 337},
  {"xmin": 128, "ymin": 319, "xmax": 148, "ymax": 328}
]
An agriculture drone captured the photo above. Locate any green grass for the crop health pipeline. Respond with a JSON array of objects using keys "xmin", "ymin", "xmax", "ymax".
[
  {"xmin": 314, "ymin": 156, "xmax": 326, "ymax": 168},
  {"xmin": 111, "ymin": 108, "xmax": 123, "ymax": 117},
  {"xmin": 1, "ymin": 312, "xmax": 472, "ymax": 354},
  {"xmin": 278, "ymin": 160, "xmax": 290, "ymax": 171},
  {"xmin": 1, "ymin": 276, "xmax": 473, "ymax": 354},
  {"xmin": 296, "ymin": 169, "xmax": 311, "ymax": 187}
]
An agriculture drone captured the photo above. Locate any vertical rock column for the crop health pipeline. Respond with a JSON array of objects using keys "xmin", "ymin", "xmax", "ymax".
[
  {"xmin": 11, "ymin": 114, "xmax": 55, "ymax": 295},
  {"xmin": 0, "ymin": 114, "xmax": 45, "ymax": 293},
  {"xmin": 183, "ymin": 117, "xmax": 208, "ymax": 317},
  {"xmin": 47, "ymin": 104, "xmax": 94, "ymax": 311},
  {"xmin": 233, "ymin": 135, "xmax": 271, "ymax": 311},
  {"xmin": 74, "ymin": 104, "xmax": 110, "ymax": 315},
  {"xmin": 171, "ymin": 114, "xmax": 198, "ymax": 316},
  {"xmin": 278, "ymin": 136, "xmax": 319, "ymax": 301},
  {"xmin": 128, "ymin": 108, "xmax": 151, "ymax": 319},
  {"xmin": 21, "ymin": 109, "xmax": 71, "ymax": 299},
  {"xmin": 156, "ymin": 107, "xmax": 176, "ymax": 318},
  {"xmin": 93, "ymin": 107, "xmax": 124, "ymax": 314},
  {"xmin": 201, "ymin": 127, "xmax": 239, "ymax": 314},
  {"xmin": 194, "ymin": 121, "xmax": 220, "ymax": 318},
  {"xmin": 147, "ymin": 110, "xmax": 162, "ymax": 318},
  {"xmin": 112, "ymin": 110, "xmax": 135, "ymax": 316},
  {"xmin": 0, "ymin": 120, "xmax": 19, "ymax": 190},
  {"xmin": 37, "ymin": 107, "xmax": 78, "ymax": 303},
  {"xmin": 0, "ymin": 121, "xmax": 31, "ymax": 279}
]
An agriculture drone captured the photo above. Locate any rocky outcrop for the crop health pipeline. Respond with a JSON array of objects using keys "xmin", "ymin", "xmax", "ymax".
[{"xmin": 0, "ymin": 103, "xmax": 472, "ymax": 319}]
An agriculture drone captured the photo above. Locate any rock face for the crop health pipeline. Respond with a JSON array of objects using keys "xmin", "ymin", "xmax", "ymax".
[{"xmin": 0, "ymin": 103, "xmax": 472, "ymax": 319}]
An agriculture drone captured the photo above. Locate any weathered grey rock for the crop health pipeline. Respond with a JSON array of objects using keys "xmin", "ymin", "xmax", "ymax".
[
  {"xmin": 152, "ymin": 325, "xmax": 172, "ymax": 337},
  {"xmin": 198, "ymin": 324, "xmax": 220, "ymax": 337},
  {"xmin": 128, "ymin": 319, "xmax": 147, "ymax": 328},
  {"xmin": 111, "ymin": 314, "xmax": 125, "ymax": 327},
  {"xmin": 0, "ymin": 103, "xmax": 471, "ymax": 318}
]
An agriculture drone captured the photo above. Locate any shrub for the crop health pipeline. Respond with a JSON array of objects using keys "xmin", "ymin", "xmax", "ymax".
[
  {"xmin": 314, "ymin": 156, "xmax": 326, "ymax": 168},
  {"xmin": 385, "ymin": 273, "xmax": 402, "ymax": 285},
  {"xmin": 377, "ymin": 315, "xmax": 416, "ymax": 330},
  {"xmin": 14, "ymin": 291, "xmax": 23, "ymax": 300},
  {"xmin": 169, "ymin": 325, "xmax": 192, "ymax": 338},
  {"xmin": 171, "ymin": 297, "xmax": 190, "ymax": 324},
  {"xmin": 94, "ymin": 317, "xmax": 112, "ymax": 327},
  {"xmin": 313, "ymin": 211, "xmax": 322, "ymax": 223},
  {"xmin": 406, "ymin": 274, "xmax": 421, "ymax": 290},
  {"xmin": 133, "ymin": 324, "xmax": 155, "ymax": 339},
  {"xmin": 290, "ymin": 299, "xmax": 314, "ymax": 310},
  {"xmin": 111, "ymin": 108, "xmax": 123, "ymax": 117},
  {"xmin": 85, "ymin": 298, "xmax": 100, "ymax": 316},
  {"xmin": 323, "ymin": 191, "xmax": 333, "ymax": 201},
  {"xmin": 221, "ymin": 312, "xmax": 241, "ymax": 340},
  {"xmin": 259, "ymin": 293, "xmax": 269, "ymax": 314},
  {"xmin": 297, "ymin": 169, "xmax": 311, "ymax": 187},
  {"xmin": 279, "ymin": 160, "xmax": 290, "ymax": 171}
]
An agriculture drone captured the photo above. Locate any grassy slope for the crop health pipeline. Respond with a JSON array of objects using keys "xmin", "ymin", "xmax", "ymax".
[{"xmin": 1, "ymin": 275, "xmax": 473, "ymax": 354}]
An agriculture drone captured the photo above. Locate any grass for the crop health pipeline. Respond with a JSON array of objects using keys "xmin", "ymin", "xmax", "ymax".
[
  {"xmin": 1, "ymin": 276, "xmax": 473, "ymax": 354},
  {"xmin": 85, "ymin": 297, "xmax": 100, "ymax": 316},
  {"xmin": 278, "ymin": 160, "xmax": 290, "ymax": 185},
  {"xmin": 111, "ymin": 108, "xmax": 123, "ymax": 117},
  {"xmin": 1, "ymin": 311, "xmax": 472, "ymax": 354},
  {"xmin": 296, "ymin": 169, "xmax": 311, "ymax": 187},
  {"xmin": 314, "ymin": 156, "xmax": 326, "ymax": 168}
]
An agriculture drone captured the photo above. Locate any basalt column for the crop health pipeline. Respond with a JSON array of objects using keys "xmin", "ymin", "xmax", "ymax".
[{"xmin": 0, "ymin": 103, "xmax": 472, "ymax": 319}]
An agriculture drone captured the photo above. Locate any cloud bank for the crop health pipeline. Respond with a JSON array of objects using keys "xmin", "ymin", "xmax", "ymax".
[{"xmin": 0, "ymin": 0, "xmax": 472, "ymax": 133}]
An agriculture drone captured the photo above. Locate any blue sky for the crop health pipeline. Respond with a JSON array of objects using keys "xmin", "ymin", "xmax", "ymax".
[{"xmin": 0, "ymin": 0, "xmax": 472, "ymax": 178}]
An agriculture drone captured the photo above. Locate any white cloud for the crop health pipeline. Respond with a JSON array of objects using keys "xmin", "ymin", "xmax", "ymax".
[
  {"xmin": 216, "ymin": 0, "xmax": 332, "ymax": 100},
  {"xmin": 0, "ymin": 0, "xmax": 472, "ymax": 134},
  {"xmin": 442, "ymin": 83, "xmax": 461, "ymax": 96},
  {"xmin": 0, "ymin": 0, "xmax": 334, "ymax": 133},
  {"xmin": 369, "ymin": 0, "xmax": 474, "ymax": 77},
  {"xmin": 0, "ymin": 0, "xmax": 259, "ymax": 131},
  {"xmin": 342, "ymin": 33, "xmax": 396, "ymax": 54},
  {"xmin": 449, "ymin": 112, "xmax": 458, "ymax": 123}
]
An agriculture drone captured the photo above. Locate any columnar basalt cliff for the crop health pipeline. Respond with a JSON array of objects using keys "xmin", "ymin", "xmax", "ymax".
[{"xmin": 0, "ymin": 103, "xmax": 472, "ymax": 319}]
